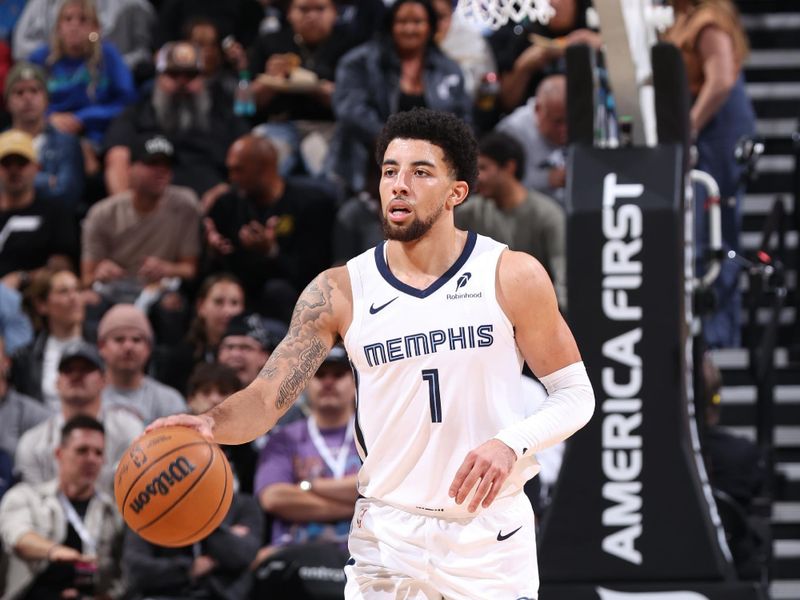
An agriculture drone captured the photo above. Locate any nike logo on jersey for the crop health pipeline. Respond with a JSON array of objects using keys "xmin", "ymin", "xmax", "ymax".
[
  {"xmin": 369, "ymin": 297, "xmax": 398, "ymax": 314},
  {"xmin": 497, "ymin": 526, "xmax": 522, "ymax": 541}
]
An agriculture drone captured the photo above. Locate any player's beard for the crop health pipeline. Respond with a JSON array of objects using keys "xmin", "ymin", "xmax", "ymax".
[{"xmin": 381, "ymin": 201, "xmax": 444, "ymax": 242}]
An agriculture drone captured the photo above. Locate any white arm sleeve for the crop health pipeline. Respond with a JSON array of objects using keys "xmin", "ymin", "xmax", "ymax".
[{"xmin": 494, "ymin": 361, "xmax": 595, "ymax": 459}]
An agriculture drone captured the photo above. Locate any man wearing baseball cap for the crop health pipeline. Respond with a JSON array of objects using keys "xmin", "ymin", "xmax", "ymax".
[
  {"xmin": 13, "ymin": 339, "xmax": 144, "ymax": 493},
  {"xmin": 4, "ymin": 61, "xmax": 84, "ymax": 208},
  {"xmin": 81, "ymin": 133, "xmax": 200, "ymax": 294},
  {"xmin": 0, "ymin": 128, "xmax": 78, "ymax": 287},
  {"xmin": 98, "ymin": 304, "xmax": 186, "ymax": 424},
  {"xmin": 218, "ymin": 312, "xmax": 285, "ymax": 388}
]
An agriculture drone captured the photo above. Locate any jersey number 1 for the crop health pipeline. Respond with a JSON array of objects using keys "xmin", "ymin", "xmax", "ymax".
[{"xmin": 422, "ymin": 369, "xmax": 442, "ymax": 423}]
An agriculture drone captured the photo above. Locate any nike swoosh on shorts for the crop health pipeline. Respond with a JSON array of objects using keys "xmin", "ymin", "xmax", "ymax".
[{"xmin": 496, "ymin": 526, "xmax": 523, "ymax": 541}]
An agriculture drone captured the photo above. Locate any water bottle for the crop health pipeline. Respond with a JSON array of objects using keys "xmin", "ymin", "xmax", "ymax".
[
  {"xmin": 234, "ymin": 70, "xmax": 256, "ymax": 117},
  {"xmin": 476, "ymin": 71, "xmax": 500, "ymax": 112}
]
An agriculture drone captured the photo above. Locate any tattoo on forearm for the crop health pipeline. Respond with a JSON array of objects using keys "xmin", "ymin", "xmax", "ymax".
[
  {"xmin": 276, "ymin": 337, "xmax": 327, "ymax": 409},
  {"xmin": 257, "ymin": 274, "xmax": 336, "ymax": 411}
]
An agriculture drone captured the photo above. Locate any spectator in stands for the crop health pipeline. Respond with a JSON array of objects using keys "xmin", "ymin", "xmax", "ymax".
[
  {"xmin": 252, "ymin": 345, "xmax": 358, "ymax": 576},
  {"xmin": 185, "ymin": 17, "xmax": 246, "ymax": 101},
  {"xmin": 152, "ymin": 273, "xmax": 245, "ymax": 394},
  {"xmin": 185, "ymin": 362, "xmax": 261, "ymax": 494},
  {"xmin": 456, "ymin": 131, "xmax": 566, "ymax": 307},
  {"xmin": 496, "ymin": 74, "xmax": 568, "ymax": 202},
  {"xmin": 0, "ymin": 334, "xmax": 50, "ymax": 458},
  {"xmin": 156, "ymin": 0, "xmax": 264, "ymax": 49},
  {"xmin": 205, "ymin": 134, "xmax": 337, "ymax": 319},
  {"xmin": 14, "ymin": 340, "xmax": 143, "ymax": 493},
  {"xmin": 702, "ymin": 353, "xmax": 765, "ymax": 513},
  {"xmin": 81, "ymin": 134, "xmax": 200, "ymax": 305},
  {"xmin": 0, "ymin": 447, "xmax": 12, "ymax": 499},
  {"xmin": 12, "ymin": 270, "xmax": 87, "ymax": 408},
  {"xmin": 432, "ymin": 0, "xmax": 496, "ymax": 100},
  {"xmin": 331, "ymin": 165, "xmax": 382, "ymax": 265},
  {"xmin": 97, "ymin": 304, "xmax": 186, "ymax": 424},
  {"xmin": 490, "ymin": 0, "xmax": 600, "ymax": 111},
  {"xmin": 328, "ymin": 0, "xmax": 471, "ymax": 193},
  {"xmin": 218, "ymin": 312, "xmax": 282, "ymax": 388},
  {"xmin": 0, "ymin": 415, "xmax": 124, "ymax": 600},
  {"xmin": 702, "ymin": 352, "xmax": 767, "ymax": 578},
  {"xmin": 664, "ymin": 0, "xmax": 756, "ymax": 348},
  {"xmin": 27, "ymin": 0, "xmax": 136, "ymax": 151},
  {"xmin": 334, "ymin": 0, "xmax": 386, "ymax": 45},
  {"xmin": 0, "ymin": 283, "xmax": 33, "ymax": 354},
  {"xmin": 0, "ymin": 129, "xmax": 78, "ymax": 283},
  {"xmin": 4, "ymin": 62, "xmax": 85, "ymax": 210},
  {"xmin": 248, "ymin": 0, "xmax": 357, "ymax": 177},
  {"xmin": 122, "ymin": 491, "xmax": 262, "ymax": 600},
  {"xmin": 0, "ymin": 1, "xmax": 25, "ymax": 100},
  {"xmin": 104, "ymin": 41, "xmax": 248, "ymax": 197},
  {"xmin": 13, "ymin": 0, "xmax": 156, "ymax": 74}
]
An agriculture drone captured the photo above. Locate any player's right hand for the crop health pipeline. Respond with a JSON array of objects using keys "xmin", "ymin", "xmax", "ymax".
[{"xmin": 145, "ymin": 413, "xmax": 215, "ymax": 441}]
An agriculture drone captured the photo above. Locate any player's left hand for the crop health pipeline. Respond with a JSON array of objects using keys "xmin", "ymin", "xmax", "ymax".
[{"xmin": 449, "ymin": 439, "xmax": 517, "ymax": 512}]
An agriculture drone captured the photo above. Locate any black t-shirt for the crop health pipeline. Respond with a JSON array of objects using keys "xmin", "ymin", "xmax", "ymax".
[
  {"xmin": 103, "ymin": 83, "xmax": 249, "ymax": 196},
  {"xmin": 157, "ymin": 0, "xmax": 264, "ymax": 47},
  {"xmin": 488, "ymin": 1, "xmax": 592, "ymax": 111},
  {"xmin": 248, "ymin": 24, "xmax": 358, "ymax": 121},
  {"xmin": 0, "ymin": 196, "xmax": 78, "ymax": 277},
  {"xmin": 206, "ymin": 177, "xmax": 337, "ymax": 296},
  {"xmin": 23, "ymin": 498, "xmax": 91, "ymax": 600}
]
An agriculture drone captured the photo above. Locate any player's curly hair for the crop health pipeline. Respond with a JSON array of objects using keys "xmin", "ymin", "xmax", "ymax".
[{"xmin": 375, "ymin": 108, "xmax": 479, "ymax": 191}]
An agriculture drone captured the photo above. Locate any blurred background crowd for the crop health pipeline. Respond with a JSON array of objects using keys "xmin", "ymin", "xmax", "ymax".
[{"xmin": 0, "ymin": 0, "xmax": 788, "ymax": 598}]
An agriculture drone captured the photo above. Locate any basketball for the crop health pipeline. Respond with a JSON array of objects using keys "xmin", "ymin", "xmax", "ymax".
[{"xmin": 114, "ymin": 426, "xmax": 233, "ymax": 547}]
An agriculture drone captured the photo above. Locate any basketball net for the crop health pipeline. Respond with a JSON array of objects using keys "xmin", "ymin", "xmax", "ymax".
[{"xmin": 455, "ymin": 0, "xmax": 556, "ymax": 29}]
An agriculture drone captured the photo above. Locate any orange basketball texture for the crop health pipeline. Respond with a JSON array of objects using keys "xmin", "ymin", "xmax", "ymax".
[{"xmin": 114, "ymin": 426, "xmax": 233, "ymax": 547}]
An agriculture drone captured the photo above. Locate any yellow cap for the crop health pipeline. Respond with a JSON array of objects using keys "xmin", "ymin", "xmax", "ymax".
[{"xmin": 0, "ymin": 129, "xmax": 36, "ymax": 162}]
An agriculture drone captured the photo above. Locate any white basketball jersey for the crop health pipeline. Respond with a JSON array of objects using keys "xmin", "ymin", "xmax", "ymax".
[{"xmin": 344, "ymin": 232, "xmax": 540, "ymax": 517}]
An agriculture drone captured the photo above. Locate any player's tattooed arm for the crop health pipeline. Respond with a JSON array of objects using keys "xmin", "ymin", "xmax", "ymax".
[
  {"xmin": 258, "ymin": 270, "xmax": 342, "ymax": 410},
  {"xmin": 145, "ymin": 268, "xmax": 348, "ymax": 445}
]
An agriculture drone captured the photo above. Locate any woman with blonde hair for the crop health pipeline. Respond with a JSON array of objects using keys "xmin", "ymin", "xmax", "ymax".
[
  {"xmin": 663, "ymin": 0, "xmax": 756, "ymax": 348},
  {"xmin": 27, "ymin": 0, "xmax": 135, "ymax": 149}
]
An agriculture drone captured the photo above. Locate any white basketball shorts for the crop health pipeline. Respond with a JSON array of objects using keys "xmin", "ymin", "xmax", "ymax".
[{"xmin": 344, "ymin": 493, "xmax": 539, "ymax": 600}]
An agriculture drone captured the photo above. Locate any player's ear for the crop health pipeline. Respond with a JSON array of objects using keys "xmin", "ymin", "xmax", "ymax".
[{"xmin": 448, "ymin": 181, "xmax": 469, "ymax": 207}]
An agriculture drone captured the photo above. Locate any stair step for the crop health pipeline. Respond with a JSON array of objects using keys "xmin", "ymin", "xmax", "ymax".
[
  {"xmin": 775, "ymin": 539, "xmax": 800, "ymax": 558},
  {"xmin": 724, "ymin": 426, "xmax": 800, "ymax": 447},
  {"xmin": 747, "ymin": 50, "xmax": 800, "ymax": 69},
  {"xmin": 748, "ymin": 82, "xmax": 800, "ymax": 100},
  {"xmin": 741, "ymin": 12, "xmax": 800, "ymax": 30},
  {"xmin": 774, "ymin": 502, "xmax": 800, "ymax": 523},
  {"xmin": 720, "ymin": 385, "xmax": 800, "ymax": 405},
  {"xmin": 711, "ymin": 348, "xmax": 791, "ymax": 370},
  {"xmin": 755, "ymin": 118, "xmax": 798, "ymax": 137},
  {"xmin": 743, "ymin": 193, "xmax": 794, "ymax": 215},
  {"xmin": 770, "ymin": 579, "xmax": 800, "ymax": 600},
  {"xmin": 741, "ymin": 229, "xmax": 797, "ymax": 250}
]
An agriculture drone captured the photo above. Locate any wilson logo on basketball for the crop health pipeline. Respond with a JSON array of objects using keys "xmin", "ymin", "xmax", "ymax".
[{"xmin": 128, "ymin": 456, "xmax": 197, "ymax": 514}]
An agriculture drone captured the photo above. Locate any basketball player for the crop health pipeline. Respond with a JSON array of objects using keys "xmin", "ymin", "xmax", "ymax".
[{"xmin": 148, "ymin": 108, "xmax": 595, "ymax": 598}]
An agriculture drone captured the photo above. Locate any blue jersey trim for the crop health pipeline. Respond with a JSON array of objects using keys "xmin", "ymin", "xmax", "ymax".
[
  {"xmin": 373, "ymin": 231, "xmax": 478, "ymax": 299},
  {"xmin": 350, "ymin": 361, "xmax": 367, "ymax": 458}
]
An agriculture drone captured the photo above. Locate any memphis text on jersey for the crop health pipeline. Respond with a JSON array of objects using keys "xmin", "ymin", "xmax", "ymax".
[{"xmin": 362, "ymin": 324, "xmax": 495, "ymax": 367}]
